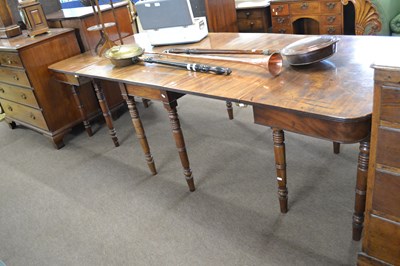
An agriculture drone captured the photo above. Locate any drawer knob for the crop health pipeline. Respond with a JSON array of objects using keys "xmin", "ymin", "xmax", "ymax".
[
  {"xmin": 7, "ymin": 106, "xmax": 13, "ymax": 112},
  {"xmin": 279, "ymin": 29, "xmax": 287, "ymax": 33},
  {"xmin": 301, "ymin": 3, "xmax": 309, "ymax": 9},
  {"xmin": 274, "ymin": 5, "xmax": 284, "ymax": 12},
  {"xmin": 13, "ymin": 75, "xmax": 19, "ymax": 81},
  {"xmin": 250, "ymin": 21, "xmax": 254, "ymax": 27},
  {"xmin": 277, "ymin": 17, "xmax": 286, "ymax": 24},
  {"xmin": 326, "ymin": 2, "xmax": 336, "ymax": 9},
  {"xmin": 245, "ymin": 12, "xmax": 251, "ymax": 17},
  {"xmin": 0, "ymin": 88, "xmax": 4, "ymax": 93},
  {"xmin": 327, "ymin": 16, "xmax": 336, "ymax": 23},
  {"xmin": 327, "ymin": 27, "xmax": 336, "ymax": 34},
  {"xmin": 30, "ymin": 113, "xmax": 36, "ymax": 120},
  {"xmin": 21, "ymin": 93, "xmax": 27, "ymax": 100}
]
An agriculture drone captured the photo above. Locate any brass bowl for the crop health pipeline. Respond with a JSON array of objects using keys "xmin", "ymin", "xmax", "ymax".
[{"xmin": 104, "ymin": 44, "xmax": 145, "ymax": 67}]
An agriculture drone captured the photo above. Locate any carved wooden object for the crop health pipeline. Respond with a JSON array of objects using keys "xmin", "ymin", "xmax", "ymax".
[{"xmin": 341, "ymin": 0, "xmax": 382, "ymax": 35}]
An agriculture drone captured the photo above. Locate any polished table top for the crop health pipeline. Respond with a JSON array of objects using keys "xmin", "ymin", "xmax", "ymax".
[{"xmin": 49, "ymin": 33, "xmax": 400, "ymax": 122}]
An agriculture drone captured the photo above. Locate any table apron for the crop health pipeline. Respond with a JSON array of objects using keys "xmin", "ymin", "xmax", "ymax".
[{"xmin": 253, "ymin": 105, "xmax": 371, "ymax": 144}]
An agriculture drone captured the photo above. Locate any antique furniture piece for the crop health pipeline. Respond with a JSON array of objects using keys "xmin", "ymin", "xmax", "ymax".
[
  {"xmin": 49, "ymin": 33, "xmax": 400, "ymax": 241},
  {"xmin": 342, "ymin": 0, "xmax": 400, "ymax": 35},
  {"xmin": 236, "ymin": 5, "xmax": 271, "ymax": 32},
  {"xmin": 46, "ymin": 2, "xmax": 133, "ymax": 52},
  {"xmin": 270, "ymin": 0, "xmax": 343, "ymax": 34},
  {"xmin": 0, "ymin": 28, "xmax": 110, "ymax": 149},
  {"xmin": 0, "ymin": 0, "xmax": 22, "ymax": 38},
  {"xmin": 357, "ymin": 58, "xmax": 400, "ymax": 264},
  {"xmin": 18, "ymin": 0, "xmax": 49, "ymax": 37},
  {"xmin": 204, "ymin": 0, "xmax": 238, "ymax": 32}
]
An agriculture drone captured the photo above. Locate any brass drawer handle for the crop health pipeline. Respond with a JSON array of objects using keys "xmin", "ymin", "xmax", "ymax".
[
  {"xmin": 301, "ymin": 3, "xmax": 309, "ymax": 9},
  {"xmin": 7, "ymin": 58, "xmax": 12, "ymax": 64},
  {"xmin": 7, "ymin": 106, "xmax": 13, "ymax": 112},
  {"xmin": 250, "ymin": 21, "xmax": 254, "ymax": 27},
  {"xmin": 13, "ymin": 75, "xmax": 19, "ymax": 81},
  {"xmin": 21, "ymin": 93, "xmax": 27, "ymax": 100},
  {"xmin": 277, "ymin": 17, "xmax": 286, "ymax": 24},
  {"xmin": 245, "ymin": 12, "xmax": 251, "ymax": 17},
  {"xmin": 30, "ymin": 113, "xmax": 36, "ymax": 120},
  {"xmin": 327, "ymin": 27, "xmax": 336, "ymax": 34},
  {"xmin": 327, "ymin": 16, "xmax": 336, "ymax": 23},
  {"xmin": 0, "ymin": 88, "xmax": 4, "ymax": 93},
  {"xmin": 274, "ymin": 5, "xmax": 284, "ymax": 12},
  {"xmin": 326, "ymin": 2, "xmax": 337, "ymax": 9}
]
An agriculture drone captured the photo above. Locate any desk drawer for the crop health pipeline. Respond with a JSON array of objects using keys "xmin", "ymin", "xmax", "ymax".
[
  {"xmin": 376, "ymin": 127, "xmax": 400, "ymax": 168},
  {"xmin": 321, "ymin": 15, "xmax": 341, "ymax": 25},
  {"xmin": 364, "ymin": 215, "xmax": 400, "ymax": 265},
  {"xmin": 238, "ymin": 19, "xmax": 265, "ymax": 32},
  {"xmin": 237, "ymin": 9, "xmax": 264, "ymax": 19},
  {"xmin": 290, "ymin": 2, "xmax": 320, "ymax": 15},
  {"xmin": 372, "ymin": 169, "xmax": 400, "ymax": 218},
  {"xmin": 0, "ymin": 66, "xmax": 30, "ymax": 88},
  {"xmin": 380, "ymin": 86, "xmax": 400, "ymax": 125},
  {"xmin": 272, "ymin": 16, "xmax": 291, "ymax": 26},
  {"xmin": 0, "ymin": 98, "xmax": 48, "ymax": 130},
  {"xmin": 0, "ymin": 83, "xmax": 39, "ymax": 108},
  {"xmin": 0, "ymin": 51, "xmax": 23, "ymax": 68},
  {"xmin": 320, "ymin": 1, "xmax": 341, "ymax": 13},
  {"xmin": 271, "ymin": 4, "xmax": 289, "ymax": 16},
  {"xmin": 272, "ymin": 25, "xmax": 292, "ymax": 33},
  {"xmin": 321, "ymin": 25, "xmax": 342, "ymax": 34}
]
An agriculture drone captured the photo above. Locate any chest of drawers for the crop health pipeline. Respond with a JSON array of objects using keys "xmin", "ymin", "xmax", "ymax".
[
  {"xmin": 270, "ymin": 0, "xmax": 343, "ymax": 34},
  {"xmin": 236, "ymin": 7, "xmax": 271, "ymax": 32},
  {"xmin": 357, "ymin": 61, "xmax": 400, "ymax": 265},
  {"xmin": 0, "ymin": 29, "xmax": 102, "ymax": 149}
]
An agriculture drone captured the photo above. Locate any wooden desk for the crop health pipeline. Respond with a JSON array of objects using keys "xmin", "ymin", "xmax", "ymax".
[{"xmin": 49, "ymin": 33, "xmax": 400, "ymax": 241}]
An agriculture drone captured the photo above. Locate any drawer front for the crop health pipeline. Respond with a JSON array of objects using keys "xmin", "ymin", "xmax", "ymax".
[
  {"xmin": 237, "ymin": 9, "xmax": 264, "ymax": 19},
  {"xmin": 272, "ymin": 25, "xmax": 293, "ymax": 34},
  {"xmin": 365, "ymin": 215, "xmax": 400, "ymax": 265},
  {"xmin": 320, "ymin": 25, "xmax": 342, "ymax": 34},
  {"xmin": 320, "ymin": 1, "xmax": 341, "ymax": 13},
  {"xmin": 376, "ymin": 127, "xmax": 400, "ymax": 168},
  {"xmin": 271, "ymin": 4, "xmax": 289, "ymax": 16},
  {"xmin": 380, "ymin": 85, "xmax": 400, "ymax": 125},
  {"xmin": 272, "ymin": 16, "xmax": 291, "ymax": 26},
  {"xmin": 0, "ymin": 98, "xmax": 48, "ymax": 130},
  {"xmin": 0, "ymin": 66, "xmax": 31, "ymax": 88},
  {"xmin": 238, "ymin": 19, "xmax": 264, "ymax": 32},
  {"xmin": 0, "ymin": 83, "xmax": 39, "ymax": 108},
  {"xmin": 321, "ymin": 15, "xmax": 341, "ymax": 25},
  {"xmin": 372, "ymin": 169, "xmax": 400, "ymax": 218},
  {"xmin": 0, "ymin": 51, "xmax": 23, "ymax": 68},
  {"xmin": 290, "ymin": 2, "xmax": 320, "ymax": 15}
]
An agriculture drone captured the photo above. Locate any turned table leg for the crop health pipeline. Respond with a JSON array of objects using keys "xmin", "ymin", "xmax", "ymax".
[
  {"xmin": 352, "ymin": 140, "xmax": 370, "ymax": 241},
  {"xmin": 272, "ymin": 128, "xmax": 288, "ymax": 213},
  {"xmin": 226, "ymin": 101, "xmax": 233, "ymax": 120},
  {"xmin": 92, "ymin": 79, "xmax": 119, "ymax": 147},
  {"xmin": 163, "ymin": 101, "xmax": 195, "ymax": 192},
  {"xmin": 70, "ymin": 84, "xmax": 93, "ymax": 137},
  {"xmin": 125, "ymin": 94, "xmax": 157, "ymax": 175}
]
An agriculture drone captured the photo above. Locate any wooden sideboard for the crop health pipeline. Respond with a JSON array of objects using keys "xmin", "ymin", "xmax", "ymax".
[
  {"xmin": 0, "ymin": 28, "xmax": 106, "ymax": 148},
  {"xmin": 270, "ymin": 0, "xmax": 343, "ymax": 34},
  {"xmin": 357, "ymin": 60, "xmax": 400, "ymax": 265},
  {"xmin": 237, "ymin": 6, "xmax": 271, "ymax": 32}
]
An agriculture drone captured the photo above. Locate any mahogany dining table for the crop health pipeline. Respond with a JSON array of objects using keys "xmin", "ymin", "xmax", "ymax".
[{"xmin": 48, "ymin": 32, "xmax": 400, "ymax": 241}]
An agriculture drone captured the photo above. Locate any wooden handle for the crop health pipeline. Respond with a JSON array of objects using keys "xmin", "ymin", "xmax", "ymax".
[
  {"xmin": 142, "ymin": 57, "xmax": 232, "ymax": 75},
  {"xmin": 164, "ymin": 48, "xmax": 272, "ymax": 55}
]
